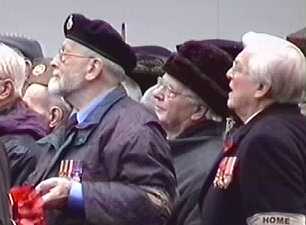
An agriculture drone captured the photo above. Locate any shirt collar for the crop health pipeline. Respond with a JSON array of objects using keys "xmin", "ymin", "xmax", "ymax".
[
  {"xmin": 244, "ymin": 108, "xmax": 264, "ymax": 124},
  {"xmin": 76, "ymin": 87, "xmax": 116, "ymax": 124}
]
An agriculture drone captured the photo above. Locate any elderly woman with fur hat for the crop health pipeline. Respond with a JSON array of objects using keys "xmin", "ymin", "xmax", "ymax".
[{"xmin": 151, "ymin": 40, "xmax": 241, "ymax": 225}]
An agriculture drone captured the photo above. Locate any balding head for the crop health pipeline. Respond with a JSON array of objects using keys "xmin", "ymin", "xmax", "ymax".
[{"xmin": 23, "ymin": 83, "xmax": 71, "ymax": 130}]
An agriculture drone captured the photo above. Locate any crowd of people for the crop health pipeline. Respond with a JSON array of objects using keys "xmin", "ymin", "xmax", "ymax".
[{"xmin": 0, "ymin": 13, "xmax": 305, "ymax": 225}]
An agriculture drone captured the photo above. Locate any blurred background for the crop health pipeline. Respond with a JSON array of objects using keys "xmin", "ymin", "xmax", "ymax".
[{"xmin": 0, "ymin": 0, "xmax": 305, "ymax": 56}]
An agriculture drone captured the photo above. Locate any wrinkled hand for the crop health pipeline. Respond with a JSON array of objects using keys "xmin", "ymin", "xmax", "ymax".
[{"xmin": 35, "ymin": 177, "xmax": 72, "ymax": 210}]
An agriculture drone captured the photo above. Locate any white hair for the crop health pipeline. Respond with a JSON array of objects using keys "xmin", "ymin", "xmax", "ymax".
[
  {"xmin": 0, "ymin": 43, "xmax": 26, "ymax": 96},
  {"xmin": 242, "ymin": 31, "xmax": 306, "ymax": 103},
  {"xmin": 71, "ymin": 39, "xmax": 126, "ymax": 82},
  {"xmin": 80, "ymin": 44, "xmax": 141, "ymax": 100},
  {"xmin": 121, "ymin": 74, "xmax": 142, "ymax": 101}
]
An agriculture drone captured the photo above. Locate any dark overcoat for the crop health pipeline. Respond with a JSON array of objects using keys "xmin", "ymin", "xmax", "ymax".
[
  {"xmin": 0, "ymin": 99, "xmax": 49, "ymax": 186},
  {"xmin": 27, "ymin": 87, "xmax": 176, "ymax": 225},
  {"xmin": 200, "ymin": 104, "xmax": 306, "ymax": 225},
  {"xmin": 168, "ymin": 121, "xmax": 224, "ymax": 225}
]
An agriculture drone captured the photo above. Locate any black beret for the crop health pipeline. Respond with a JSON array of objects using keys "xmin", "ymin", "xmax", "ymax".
[
  {"xmin": 63, "ymin": 13, "xmax": 136, "ymax": 73},
  {"xmin": 164, "ymin": 40, "xmax": 233, "ymax": 118},
  {"xmin": 0, "ymin": 34, "xmax": 43, "ymax": 63},
  {"xmin": 129, "ymin": 45, "xmax": 171, "ymax": 93}
]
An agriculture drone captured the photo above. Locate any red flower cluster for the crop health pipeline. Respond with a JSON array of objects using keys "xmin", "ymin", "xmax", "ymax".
[
  {"xmin": 9, "ymin": 186, "xmax": 47, "ymax": 225},
  {"xmin": 223, "ymin": 138, "xmax": 237, "ymax": 155}
]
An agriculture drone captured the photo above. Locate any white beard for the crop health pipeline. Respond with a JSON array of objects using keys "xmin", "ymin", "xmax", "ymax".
[{"xmin": 48, "ymin": 76, "xmax": 63, "ymax": 96}]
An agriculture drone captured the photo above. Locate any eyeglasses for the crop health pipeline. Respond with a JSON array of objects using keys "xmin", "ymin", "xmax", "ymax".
[
  {"xmin": 58, "ymin": 48, "xmax": 94, "ymax": 63},
  {"xmin": 227, "ymin": 59, "xmax": 249, "ymax": 79},
  {"xmin": 156, "ymin": 77, "xmax": 193, "ymax": 99}
]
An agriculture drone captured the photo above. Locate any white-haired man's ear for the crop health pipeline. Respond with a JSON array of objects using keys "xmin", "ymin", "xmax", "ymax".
[
  {"xmin": 0, "ymin": 79, "xmax": 14, "ymax": 100},
  {"xmin": 254, "ymin": 82, "xmax": 271, "ymax": 99}
]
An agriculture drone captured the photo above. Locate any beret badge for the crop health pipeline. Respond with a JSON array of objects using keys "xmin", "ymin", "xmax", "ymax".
[
  {"xmin": 32, "ymin": 64, "xmax": 47, "ymax": 76},
  {"xmin": 66, "ymin": 15, "xmax": 74, "ymax": 30}
]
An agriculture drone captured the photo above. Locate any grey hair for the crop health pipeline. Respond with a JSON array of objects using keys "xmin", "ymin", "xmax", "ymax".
[
  {"xmin": 242, "ymin": 32, "xmax": 306, "ymax": 103},
  {"xmin": 0, "ymin": 43, "xmax": 26, "ymax": 96},
  {"xmin": 121, "ymin": 74, "xmax": 142, "ymax": 101},
  {"xmin": 186, "ymin": 88, "xmax": 223, "ymax": 122},
  {"xmin": 75, "ymin": 41, "xmax": 126, "ymax": 82},
  {"xmin": 80, "ymin": 45, "xmax": 142, "ymax": 100}
]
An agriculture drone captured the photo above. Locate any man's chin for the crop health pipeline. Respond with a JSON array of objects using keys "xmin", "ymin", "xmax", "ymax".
[{"xmin": 48, "ymin": 85, "xmax": 63, "ymax": 96}]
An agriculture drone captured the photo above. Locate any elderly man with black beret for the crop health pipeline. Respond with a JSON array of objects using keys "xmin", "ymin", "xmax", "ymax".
[
  {"xmin": 25, "ymin": 13, "xmax": 176, "ymax": 225},
  {"xmin": 151, "ymin": 40, "xmax": 238, "ymax": 225}
]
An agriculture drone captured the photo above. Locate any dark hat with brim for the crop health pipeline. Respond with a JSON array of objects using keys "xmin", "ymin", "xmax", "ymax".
[
  {"xmin": 163, "ymin": 40, "xmax": 233, "ymax": 117},
  {"xmin": 22, "ymin": 57, "xmax": 53, "ymax": 96},
  {"xmin": 0, "ymin": 34, "xmax": 43, "ymax": 63},
  {"xmin": 286, "ymin": 27, "xmax": 306, "ymax": 56},
  {"xmin": 29, "ymin": 57, "xmax": 53, "ymax": 86},
  {"xmin": 63, "ymin": 13, "xmax": 136, "ymax": 74},
  {"xmin": 129, "ymin": 45, "xmax": 171, "ymax": 93}
]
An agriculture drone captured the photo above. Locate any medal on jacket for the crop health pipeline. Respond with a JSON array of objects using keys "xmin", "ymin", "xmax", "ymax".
[
  {"xmin": 58, "ymin": 160, "xmax": 83, "ymax": 182},
  {"xmin": 213, "ymin": 139, "xmax": 238, "ymax": 189},
  {"xmin": 213, "ymin": 156, "xmax": 237, "ymax": 189}
]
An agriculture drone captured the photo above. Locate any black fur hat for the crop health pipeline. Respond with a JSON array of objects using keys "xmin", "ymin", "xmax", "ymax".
[
  {"xmin": 164, "ymin": 40, "xmax": 233, "ymax": 117},
  {"xmin": 287, "ymin": 27, "xmax": 306, "ymax": 56}
]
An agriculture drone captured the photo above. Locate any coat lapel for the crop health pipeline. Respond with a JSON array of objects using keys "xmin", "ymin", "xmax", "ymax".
[{"xmin": 37, "ymin": 87, "xmax": 127, "ymax": 183}]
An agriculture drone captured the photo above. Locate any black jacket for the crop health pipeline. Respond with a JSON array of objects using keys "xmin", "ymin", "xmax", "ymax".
[
  {"xmin": 200, "ymin": 104, "xmax": 306, "ymax": 225},
  {"xmin": 0, "ymin": 99, "xmax": 49, "ymax": 186}
]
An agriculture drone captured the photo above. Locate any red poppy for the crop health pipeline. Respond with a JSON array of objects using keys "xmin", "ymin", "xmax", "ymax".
[{"xmin": 9, "ymin": 186, "xmax": 47, "ymax": 225}]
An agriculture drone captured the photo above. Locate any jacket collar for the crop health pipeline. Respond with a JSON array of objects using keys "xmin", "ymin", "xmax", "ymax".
[
  {"xmin": 177, "ymin": 120, "xmax": 225, "ymax": 139},
  {"xmin": 76, "ymin": 86, "xmax": 126, "ymax": 129},
  {"xmin": 38, "ymin": 87, "xmax": 127, "ymax": 149},
  {"xmin": 231, "ymin": 103, "xmax": 300, "ymax": 146}
]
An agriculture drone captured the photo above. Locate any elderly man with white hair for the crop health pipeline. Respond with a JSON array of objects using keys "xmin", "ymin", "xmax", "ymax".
[
  {"xmin": 0, "ymin": 43, "xmax": 50, "ymax": 186},
  {"xmin": 200, "ymin": 32, "xmax": 306, "ymax": 225}
]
